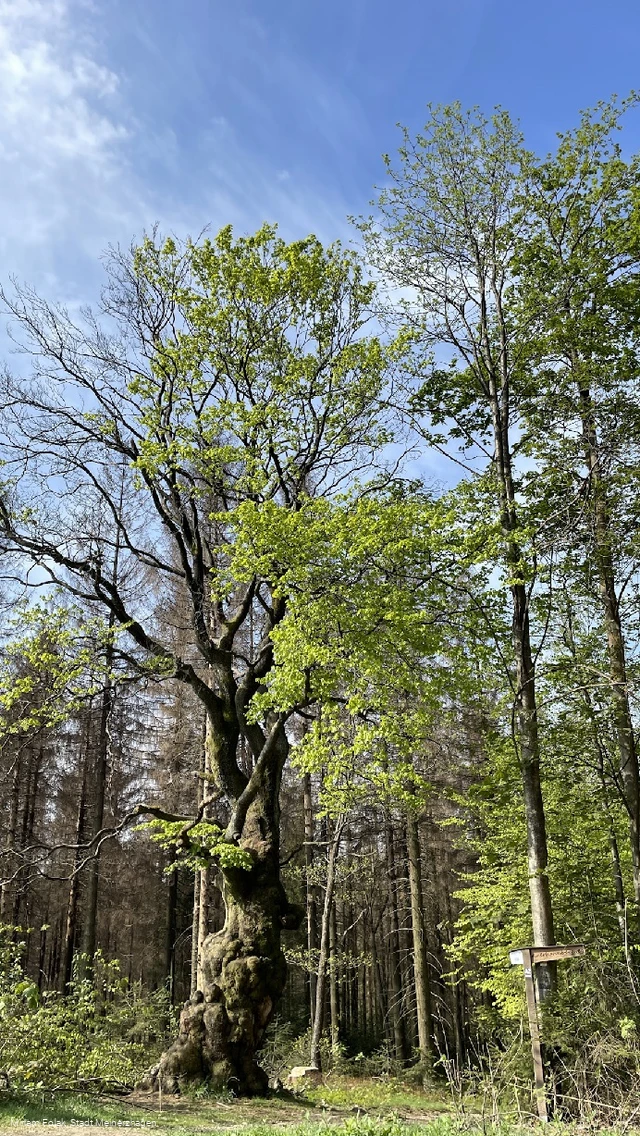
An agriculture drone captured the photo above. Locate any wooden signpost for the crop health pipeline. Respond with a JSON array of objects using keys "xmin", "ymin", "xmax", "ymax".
[{"xmin": 509, "ymin": 943, "xmax": 585, "ymax": 1122}]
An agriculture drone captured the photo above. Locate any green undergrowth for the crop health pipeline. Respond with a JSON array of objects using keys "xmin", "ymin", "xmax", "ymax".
[
  {"xmin": 0, "ymin": 928, "xmax": 175, "ymax": 1098},
  {"xmin": 304, "ymin": 1076, "xmax": 448, "ymax": 1112}
]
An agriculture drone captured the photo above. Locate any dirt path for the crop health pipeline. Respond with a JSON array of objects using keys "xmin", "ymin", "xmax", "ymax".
[
  {"xmin": 1, "ymin": 1078, "xmax": 451, "ymax": 1136},
  {"xmin": 3, "ymin": 1096, "xmax": 446, "ymax": 1136}
]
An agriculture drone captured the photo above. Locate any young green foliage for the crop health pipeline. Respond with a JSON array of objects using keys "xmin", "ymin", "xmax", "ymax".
[{"xmin": 0, "ymin": 602, "xmax": 114, "ymax": 735}]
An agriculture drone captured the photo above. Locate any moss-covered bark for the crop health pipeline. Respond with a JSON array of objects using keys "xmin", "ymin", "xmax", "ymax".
[{"xmin": 145, "ymin": 787, "xmax": 302, "ymax": 1095}]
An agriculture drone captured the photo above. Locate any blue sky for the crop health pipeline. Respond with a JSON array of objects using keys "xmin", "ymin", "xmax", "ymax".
[{"xmin": 1, "ymin": 0, "xmax": 639, "ymax": 306}]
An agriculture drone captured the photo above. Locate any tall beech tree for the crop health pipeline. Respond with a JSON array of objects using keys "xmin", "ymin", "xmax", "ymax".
[
  {"xmin": 513, "ymin": 98, "xmax": 640, "ymax": 915},
  {"xmin": 0, "ymin": 225, "xmax": 446, "ymax": 1092},
  {"xmin": 360, "ymin": 105, "xmax": 558, "ymax": 993}
]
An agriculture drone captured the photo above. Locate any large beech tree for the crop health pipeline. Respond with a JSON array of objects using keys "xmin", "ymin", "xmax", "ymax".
[
  {"xmin": 0, "ymin": 226, "xmax": 379, "ymax": 1090},
  {"xmin": 0, "ymin": 224, "xmax": 444, "ymax": 1092}
]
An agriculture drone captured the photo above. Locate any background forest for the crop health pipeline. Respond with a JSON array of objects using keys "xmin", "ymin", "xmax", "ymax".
[{"xmin": 2, "ymin": 96, "xmax": 640, "ymax": 1117}]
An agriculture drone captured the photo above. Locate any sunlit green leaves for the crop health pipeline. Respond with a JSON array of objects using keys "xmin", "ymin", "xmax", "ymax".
[
  {"xmin": 0, "ymin": 927, "xmax": 175, "ymax": 1095},
  {"xmin": 140, "ymin": 819, "xmax": 253, "ymax": 872},
  {"xmin": 126, "ymin": 223, "xmax": 400, "ymax": 504},
  {"xmin": 0, "ymin": 603, "xmax": 112, "ymax": 736}
]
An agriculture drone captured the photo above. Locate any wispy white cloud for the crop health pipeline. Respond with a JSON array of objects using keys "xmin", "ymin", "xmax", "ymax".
[
  {"xmin": 0, "ymin": 0, "xmax": 146, "ymax": 288},
  {"xmin": 184, "ymin": 116, "xmax": 352, "ymax": 247},
  {"xmin": 0, "ymin": 0, "xmax": 403, "ymax": 326}
]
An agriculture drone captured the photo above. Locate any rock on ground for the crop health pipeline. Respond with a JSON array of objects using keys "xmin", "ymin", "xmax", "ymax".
[{"xmin": 286, "ymin": 1065, "xmax": 323, "ymax": 1088}]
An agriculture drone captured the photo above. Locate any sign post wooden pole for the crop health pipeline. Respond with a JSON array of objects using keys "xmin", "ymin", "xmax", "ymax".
[
  {"xmin": 509, "ymin": 944, "xmax": 585, "ymax": 1123},
  {"xmin": 521, "ymin": 948, "xmax": 547, "ymax": 1122}
]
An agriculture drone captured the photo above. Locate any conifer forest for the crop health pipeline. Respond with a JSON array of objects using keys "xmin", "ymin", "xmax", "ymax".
[{"xmin": 3, "ymin": 97, "xmax": 640, "ymax": 1122}]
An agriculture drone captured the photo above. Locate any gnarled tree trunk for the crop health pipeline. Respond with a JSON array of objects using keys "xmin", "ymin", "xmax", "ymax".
[{"xmin": 145, "ymin": 734, "xmax": 302, "ymax": 1096}]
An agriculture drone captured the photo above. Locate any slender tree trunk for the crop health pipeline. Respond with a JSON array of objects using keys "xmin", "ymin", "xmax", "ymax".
[
  {"xmin": 348, "ymin": 901, "xmax": 357, "ymax": 1034},
  {"xmin": 79, "ymin": 680, "xmax": 112, "ymax": 968},
  {"xmin": 406, "ymin": 808, "xmax": 433, "ymax": 1067},
  {"xmin": 12, "ymin": 744, "xmax": 42, "ymax": 927},
  {"xmin": 17, "ymin": 745, "xmax": 42, "ymax": 954},
  {"xmin": 365, "ymin": 911, "xmax": 375, "ymax": 1039},
  {"xmin": 384, "ymin": 817, "xmax": 408, "ymax": 1060},
  {"xmin": 127, "ymin": 923, "xmax": 135, "ymax": 986},
  {"xmin": 370, "ymin": 912, "xmax": 386, "ymax": 1044},
  {"xmin": 61, "ymin": 760, "xmax": 88, "ymax": 992},
  {"xmin": 0, "ymin": 751, "xmax": 22, "ymax": 920},
  {"xmin": 341, "ymin": 900, "xmax": 350, "ymax": 1039},
  {"xmin": 303, "ymin": 772, "xmax": 318, "ymax": 1027},
  {"xmin": 309, "ymin": 819, "xmax": 344, "ymax": 1070},
  {"xmin": 357, "ymin": 913, "xmax": 367, "ymax": 1045},
  {"xmin": 511, "ymin": 578, "xmax": 555, "ymax": 939},
  {"xmin": 37, "ymin": 904, "xmax": 48, "ymax": 991},
  {"xmin": 196, "ymin": 707, "xmax": 215, "ymax": 992},
  {"xmin": 596, "ymin": 737, "xmax": 631, "ymax": 961},
  {"xmin": 49, "ymin": 911, "xmax": 63, "ymax": 989},
  {"xmin": 192, "ymin": 699, "xmax": 212, "ymax": 993},
  {"xmin": 329, "ymin": 900, "xmax": 340, "ymax": 1054},
  {"xmin": 482, "ymin": 303, "xmax": 556, "ymax": 990},
  {"xmin": 564, "ymin": 593, "xmax": 634, "ymax": 964},
  {"xmin": 397, "ymin": 830, "xmax": 416, "ymax": 1047},
  {"xmin": 442, "ymin": 849, "xmax": 466, "ymax": 1064},
  {"xmin": 81, "ymin": 522, "xmax": 120, "ymax": 969},
  {"xmin": 608, "ymin": 827, "xmax": 629, "ymax": 951},
  {"xmin": 165, "ymin": 850, "xmax": 178, "ymax": 1004}
]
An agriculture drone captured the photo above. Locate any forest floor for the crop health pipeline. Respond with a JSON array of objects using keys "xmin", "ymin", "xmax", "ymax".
[
  {"xmin": 0, "ymin": 1075, "xmax": 625, "ymax": 1136},
  {"xmin": 0, "ymin": 1077, "xmax": 475, "ymax": 1136}
]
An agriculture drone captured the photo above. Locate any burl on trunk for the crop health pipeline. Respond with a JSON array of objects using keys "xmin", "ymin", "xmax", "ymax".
[{"xmin": 145, "ymin": 791, "xmax": 302, "ymax": 1096}]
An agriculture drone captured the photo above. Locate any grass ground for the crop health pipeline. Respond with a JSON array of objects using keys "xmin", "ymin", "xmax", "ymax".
[
  {"xmin": 0, "ymin": 1075, "xmax": 615, "ymax": 1136},
  {"xmin": 0, "ymin": 1076, "xmax": 464, "ymax": 1136}
]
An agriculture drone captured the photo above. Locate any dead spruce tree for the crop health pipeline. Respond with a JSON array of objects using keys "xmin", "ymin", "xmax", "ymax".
[{"xmin": 0, "ymin": 225, "xmax": 404, "ymax": 1093}]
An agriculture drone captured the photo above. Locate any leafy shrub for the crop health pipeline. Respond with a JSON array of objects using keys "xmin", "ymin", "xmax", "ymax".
[{"xmin": 0, "ymin": 925, "xmax": 177, "ymax": 1098}]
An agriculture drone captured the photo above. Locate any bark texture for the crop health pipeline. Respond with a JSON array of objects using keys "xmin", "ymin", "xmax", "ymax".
[{"xmin": 145, "ymin": 754, "xmax": 302, "ymax": 1095}]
